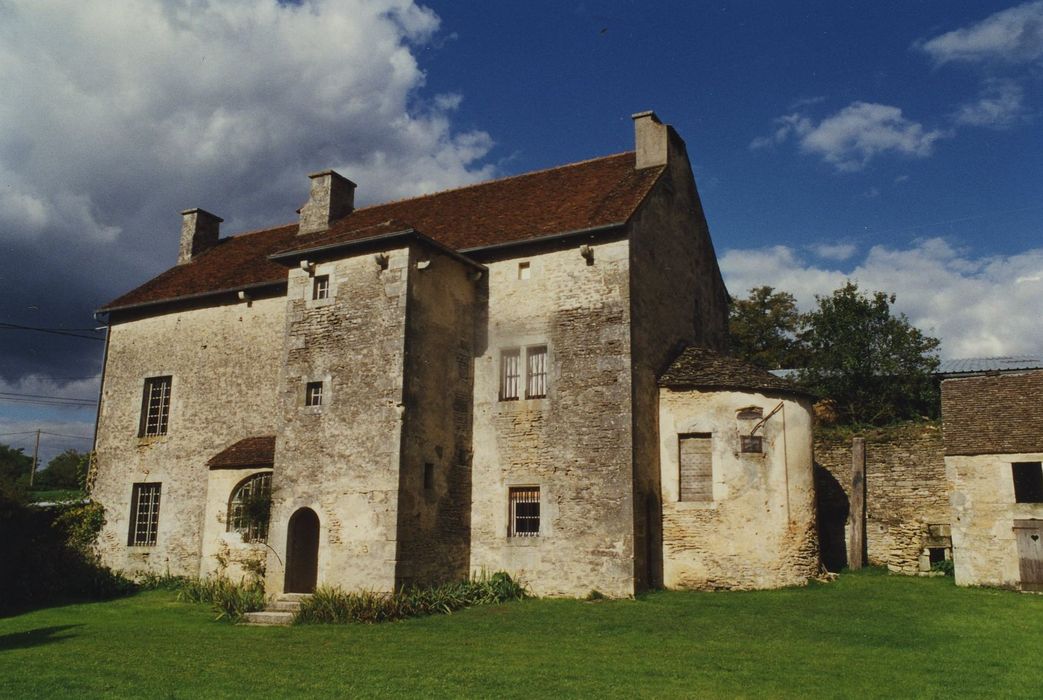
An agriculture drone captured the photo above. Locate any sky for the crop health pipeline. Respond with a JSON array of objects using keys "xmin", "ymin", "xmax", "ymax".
[{"xmin": 1, "ymin": 0, "xmax": 1041, "ymax": 464}]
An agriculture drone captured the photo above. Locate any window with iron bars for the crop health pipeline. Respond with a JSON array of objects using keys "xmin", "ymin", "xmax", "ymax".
[
  {"xmin": 228, "ymin": 473, "xmax": 272, "ymax": 543},
  {"xmin": 139, "ymin": 376, "xmax": 172, "ymax": 437},
  {"xmin": 499, "ymin": 345, "xmax": 548, "ymax": 401},
  {"xmin": 128, "ymin": 482, "xmax": 161, "ymax": 546},
  {"xmin": 509, "ymin": 486, "xmax": 540, "ymax": 537}
]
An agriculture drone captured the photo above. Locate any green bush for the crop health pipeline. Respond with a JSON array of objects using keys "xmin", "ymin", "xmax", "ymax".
[
  {"xmin": 931, "ymin": 559, "xmax": 955, "ymax": 576},
  {"xmin": 296, "ymin": 571, "xmax": 527, "ymax": 624},
  {"xmin": 0, "ymin": 490, "xmax": 134, "ymax": 611},
  {"xmin": 176, "ymin": 576, "xmax": 267, "ymax": 622}
]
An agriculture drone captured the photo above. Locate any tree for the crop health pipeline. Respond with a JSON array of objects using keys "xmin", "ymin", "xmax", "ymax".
[
  {"xmin": 35, "ymin": 449, "xmax": 86, "ymax": 490},
  {"xmin": 799, "ymin": 281, "xmax": 940, "ymax": 426},
  {"xmin": 0, "ymin": 443, "xmax": 32, "ymax": 487},
  {"xmin": 729, "ymin": 286, "xmax": 805, "ymax": 369}
]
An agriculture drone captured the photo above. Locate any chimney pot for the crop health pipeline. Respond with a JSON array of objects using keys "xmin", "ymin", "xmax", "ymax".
[
  {"xmin": 177, "ymin": 208, "xmax": 222, "ymax": 264},
  {"xmin": 632, "ymin": 110, "xmax": 669, "ymax": 169},
  {"xmin": 298, "ymin": 170, "xmax": 356, "ymax": 235}
]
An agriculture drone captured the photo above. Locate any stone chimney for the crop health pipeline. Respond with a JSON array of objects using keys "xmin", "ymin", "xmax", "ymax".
[
  {"xmin": 632, "ymin": 110, "xmax": 669, "ymax": 169},
  {"xmin": 177, "ymin": 208, "xmax": 222, "ymax": 265},
  {"xmin": 298, "ymin": 170, "xmax": 356, "ymax": 235}
]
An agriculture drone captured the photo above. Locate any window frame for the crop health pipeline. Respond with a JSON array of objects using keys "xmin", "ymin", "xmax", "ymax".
[
  {"xmin": 305, "ymin": 381, "xmax": 324, "ymax": 407},
  {"xmin": 508, "ymin": 486, "xmax": 541, "ymax": 537},
  {"xmin": 128, "ymin": 482, "xmax": 161, "ymax": 546},
  {"xmin": 499, "ymin": 344, "xmax": 549, "ymax": 402},
  {"xmin": 227, "ymin": 472, "xmax": 273, "ymax": 544},
  {"xmin": 312, "ymin": 274, "xmax": 330, "ymax": 301},
  {"xmin": 138, "ymin": 376, "xmax": 172, "ymax": 437}
]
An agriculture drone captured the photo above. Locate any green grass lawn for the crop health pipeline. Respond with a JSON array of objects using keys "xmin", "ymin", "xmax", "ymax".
[{"xmin": 1, "ymin": 570, "xmax": 1040, "ymax": 698}]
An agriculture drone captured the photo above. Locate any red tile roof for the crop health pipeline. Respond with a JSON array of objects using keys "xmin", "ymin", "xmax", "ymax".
[
  {"xmin": 207, "ymin": 436, "xmax": 277, "ymax": 469},
  {"xmin": 100, "ymin": 152, "xmax": 662, "ymax": 312}
]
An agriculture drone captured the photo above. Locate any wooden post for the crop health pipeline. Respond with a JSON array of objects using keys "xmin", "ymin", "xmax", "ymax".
[
  {"xmin": 28, "ymin": 429, "xmax": 41, "ymax": 487},
  {"xmin": 848, "ymin": 437, "xmax": 866, "ymax": 569}
]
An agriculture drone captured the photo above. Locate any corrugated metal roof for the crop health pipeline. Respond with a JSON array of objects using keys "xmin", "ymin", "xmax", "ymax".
[{"xmin": 937, "ymin": 356, "xmax": 1043, "ymax": 376}]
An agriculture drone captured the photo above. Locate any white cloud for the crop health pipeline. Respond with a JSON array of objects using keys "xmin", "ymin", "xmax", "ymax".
[
  {"xmin": 720, "ymin": 238, "xmax": 1043, "ymax": 359},
  {"xmin": 752, "ymin": 102, "xmax": 949, "ymax": 172},
  {"xmin": 0, "ymin": 0, "xmax": 495, "ymax": 248},
  {"xmin": 917, "ymin": 1, "xmax": 1043, "ymax": 65},
  {"xmin": 809, "ymin": 242, "xmax": 858, "ymax": 261},
  {"xmin": 953, "ymin": 79, "xmax": 1029, "ymax": 128}
]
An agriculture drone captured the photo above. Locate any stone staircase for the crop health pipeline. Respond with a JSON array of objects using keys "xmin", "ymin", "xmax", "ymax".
[{"xmin": 241, "ymin": 592, "xmax": 311, "ymax": 626}]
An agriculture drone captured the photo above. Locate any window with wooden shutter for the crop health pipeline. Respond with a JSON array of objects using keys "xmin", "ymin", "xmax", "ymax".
[{"xmin": 679, "ymin": 433, "xmax": 713, "ymax": 503}]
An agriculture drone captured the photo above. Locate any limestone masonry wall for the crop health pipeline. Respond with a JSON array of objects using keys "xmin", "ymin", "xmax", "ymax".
[
  {"xmin": 946, "ymin": 451, "xmax": 1043, "ymax": 588},
  {"xmin": 469, "ymin": 238, "xmax": 635, "ymax": 597},
  {"xmin": 266, "ymin": 248, "xmax": 411, "ymax": 594},
  {"xmin": 660, "ymin": 389, "xmax": 819, "ymax": 589},
  {"xmin": 627, "ymin": 132, "xmax": 730, "ymax": 590},
  {"xmin": 394, "ymin": 245, "xmax": 478, "ymax": 587},
  {"xmin": 815, "ymin": 424, "xmax": 949, "ymax": 574},
  {"xmin": 93, "ymin": 296, "xmax": 285, "ymax": 577}
]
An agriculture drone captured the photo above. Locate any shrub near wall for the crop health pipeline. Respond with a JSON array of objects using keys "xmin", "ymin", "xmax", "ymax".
[
  {"xmin": 815, "ymin": 422, "xmax": 948, "ymax": 573},
  {"xmin": 296, "ymin": 572, "xmax": 528, "ymax": 624},
  {"xmin": 0, "ymin": 489, "xmax": 132, "ymax": 610}
]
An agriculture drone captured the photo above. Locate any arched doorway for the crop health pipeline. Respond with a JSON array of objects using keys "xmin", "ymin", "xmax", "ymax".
[{"xmin": 284, "ymin": 507, "xmax": 320, "ymax": 593}]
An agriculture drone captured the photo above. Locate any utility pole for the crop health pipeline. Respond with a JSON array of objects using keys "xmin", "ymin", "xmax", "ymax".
[{"xmin": 29, "ymin": 429, "xmax": 40, "ymax": 487}]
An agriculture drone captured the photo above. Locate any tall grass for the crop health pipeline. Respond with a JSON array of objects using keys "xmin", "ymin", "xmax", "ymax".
[
  {"xmin": 296, "ymin": 571, "xmax": 527, "ymax": 624},
  {"xmin": 176, "ymin": 577, "xmax": 267, "ymax": 622}
]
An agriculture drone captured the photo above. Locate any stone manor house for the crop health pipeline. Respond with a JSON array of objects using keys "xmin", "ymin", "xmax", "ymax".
[{"xmin": 92, "ymin": 112, "xmax": 820, "ymax": 597}]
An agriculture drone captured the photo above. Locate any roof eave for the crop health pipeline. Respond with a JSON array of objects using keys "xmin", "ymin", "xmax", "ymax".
[
  {"xmin": 269, "ymin": 227, "xmax": 487, "ymax": 272},
  {"xmin": 97, "ymin": 279, "xmax": 287, "ymax": 315}
]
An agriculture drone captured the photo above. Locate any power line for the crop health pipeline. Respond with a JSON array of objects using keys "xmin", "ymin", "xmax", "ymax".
[
  {"xmin": 0, "ymin": 322, "xmax": 105, "ymax": 342},
  {"xmin": 40, "ymin": 431, "xmax": 93, "ymax": 441}
]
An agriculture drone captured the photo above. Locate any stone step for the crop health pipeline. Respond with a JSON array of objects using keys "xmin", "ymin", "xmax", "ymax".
[
  {"xmin": 276, "ymin": 592, "xmax": 313, "ymax": 602},
  {"xmin": 241, "ymin": 610, "xmax": 295, "ymax": 626},
  {"xmin": 268, "ymin": 600, "xmax": 302, "ymax": 612}
]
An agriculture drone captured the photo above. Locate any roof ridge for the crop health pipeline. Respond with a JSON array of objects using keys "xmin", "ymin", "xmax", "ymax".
[
  {"xmin": 348, "ymin": 151, "xmax": 636, "ymax": 213},
  {"xmin": 215, "ymin": 152, "xmax": 638, "ymax": 243}
]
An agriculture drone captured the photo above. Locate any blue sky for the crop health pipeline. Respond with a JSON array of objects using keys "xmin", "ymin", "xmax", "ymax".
[{"xmin": 0, "ymin": 0, "xmax": 1040, "ymax": 463}]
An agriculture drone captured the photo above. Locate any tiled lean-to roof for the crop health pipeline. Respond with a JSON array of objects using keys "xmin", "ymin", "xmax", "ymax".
[
  {"xmin": 101, "ymin": 152, "xmax": 663, "ymax": 312},
  {"xmin": 659, "ymin": 346, "xmax": 815, "ymax": 398},
  {"xmin": 207, "ymin": 436, "xmax": 277, "ymax": 469}
]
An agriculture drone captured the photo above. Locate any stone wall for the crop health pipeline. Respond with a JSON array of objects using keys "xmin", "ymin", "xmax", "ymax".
[
  {"xmin": 468, "ymin": 238, "xmax": 636, "ymax": 597},
  {"xmin": 93, "ymin": 294, "xmax": 286, "ymax": 577},
  {"xmin": 627, "ymin": 129, "xmax": 730, "ymax": 590},
  {"xmin": 394, "ymin": 245, "xmax": 479, "ymax": 587},
  {"xmin": 266, "ymin": 247, "xmax": 411, "ymax": 594},
  {"xmin": 814, "ymin": 423, "xmax": 949, "ymax": 574},
  {"xmin": 946, "ymin": 451, "xmax": 1043, "ymax": 588},
  {"xmin": 659, "ymin": 388, "xmax": 818, "ymax": 589}
]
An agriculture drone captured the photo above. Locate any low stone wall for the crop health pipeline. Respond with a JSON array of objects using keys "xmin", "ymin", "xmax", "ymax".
[{"xmin": 815, "ymin": 423, "xmax": 949, "ymax": 574}]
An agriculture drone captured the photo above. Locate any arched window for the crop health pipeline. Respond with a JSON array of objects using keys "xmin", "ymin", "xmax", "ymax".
[{"xmin": 227, "ymin": 472, "xmax": 272, "ymax": 543}]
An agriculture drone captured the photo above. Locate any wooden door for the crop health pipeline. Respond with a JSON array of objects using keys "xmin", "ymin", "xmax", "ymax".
[
  {"xmin": 285, "ymin": 508, "xmax": 320, "ymax": 593},
  {"xmin": 1014, "ymin": 520, "xmax": 1043, "ymax": 592}
]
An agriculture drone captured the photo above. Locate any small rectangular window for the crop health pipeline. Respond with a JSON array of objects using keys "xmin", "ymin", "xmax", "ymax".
[
  {"xmin": 500, "ymin": 349, "xmax": 520, "ymax": 401},
  {"xmin": 517, "ymin": 262, "xmax": 530, "ymax": 280},
  {"xmin": 679, "ymin": 433, "xmax": 713, "ymax": 503},
  {"xmin": 423, "ymin": 463, "xmax": 434, "ymax": 490},
  {"xmin": 139, "ymin": 376, "xmax": 172, "ymax": 437},
  {"xmin": 526, "ymin": 346, "xmax": 547, "ymax": 399},
  {"xmin": 305, "ymin": 381, "xmax": 324, "ymax": 407},
  {"xmin": 128, "ymin": 482, "xmax": 161, "ymax": 546},
  {"xmin": 1013, "ymin": 462, "xmax": 1043, "ymax": 503},
  {"xmin": 509, "ymin": 486, "xmax": 540, "ymax": 537},
  {"xmin": 740, "ymin": 435, "xmax": 763, "ymax": 453},
  {"xmin": 313, "ymin": 275, "xmax": 330, "ymax": 300}
]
